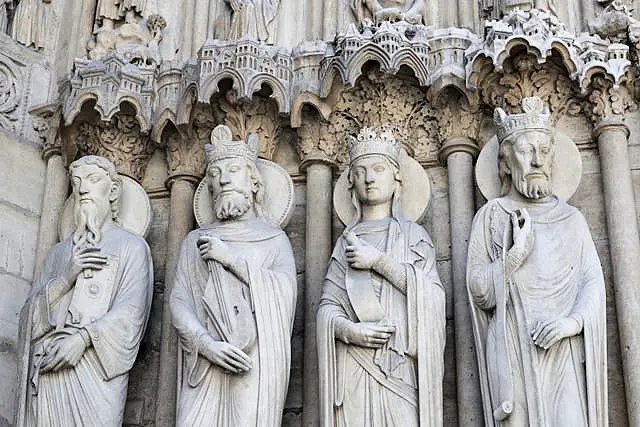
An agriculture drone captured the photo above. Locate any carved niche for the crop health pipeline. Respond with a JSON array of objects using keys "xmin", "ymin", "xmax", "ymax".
[
  {"xmin": 0, "ymin": 58, "xmax": 19, "ymax": 131},
  {"xmin": 300, "ymin": 69, "xmax": 440, "ymax": 167},
  {"xmin": 472, "ymin": 52, "xmax": 583, "ymax": 124},
  {"xmin": 75, "ymin": 113, "xmax": 155, "ymax": 181}
]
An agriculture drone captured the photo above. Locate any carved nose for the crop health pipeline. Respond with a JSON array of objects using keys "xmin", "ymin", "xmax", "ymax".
[
  {"xmin": 531, "ymin": 151, "xmax": 543, "ymax": 167},
  {"xmin": 365, "ymin": 170, "xmax": 375, "ymax": 183}
]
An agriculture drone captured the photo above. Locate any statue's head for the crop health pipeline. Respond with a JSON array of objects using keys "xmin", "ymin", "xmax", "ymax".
[
  {"xmin": 204, "ymin": 125, "xmax": 264, "ymax": 221},
  {"xmin": 347, "ymin": 127, "xmax": 403, "ymax": 226},
  {"xmin": 495, "ymin": 97, "xmax": 555, "ymax": 200},
  {"xmin": 69, "ymin": 155, "xmax": 122, "ymax": 245}
]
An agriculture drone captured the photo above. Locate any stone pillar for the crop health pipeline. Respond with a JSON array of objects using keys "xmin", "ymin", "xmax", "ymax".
[
  {"xmin": 155, "ymin": 132, "xmax": 205, "ymax": 427},
  {"xmin": 589, "ymin": 79, "xmax": 640, "ymax": 425},
  {"xmin": 30, "ymin": 105, "xmax": 67, "ymax": 273},
  {"xmin": 439, "ymin": 136, "xmax": 482, "ymax": 426},
  {"xmin": 300, "ymin": 158, "xmax": 334, "ymax": 426}
]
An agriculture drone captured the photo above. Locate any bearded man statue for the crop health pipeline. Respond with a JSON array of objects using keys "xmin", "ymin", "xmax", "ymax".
[
  {"xmin": 25, "ymin": 155, "xmax": 153, "ymax": 426},
  {"xmin": 170, "ymin": 125, "xmax": 297, "ymax": 426},
  {"xmin": 467, "ymin": 97, "xmax": 607, "ymax": 426}
]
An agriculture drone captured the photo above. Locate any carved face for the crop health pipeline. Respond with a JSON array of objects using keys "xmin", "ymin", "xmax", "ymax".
[
  {"xmin": 507, "ymin": 131, "xmax": 554, "ymax": 199},
  {"xmin": 71, "ymin": 164, "xmax": 116, "ymax": 243},
  {"xmin": 207, "ymin": 157, "xmax": 255, "ymax": 220},
  {"xmin": 350, "ymin": 155, "xmax": 397, "ymax": 206}
]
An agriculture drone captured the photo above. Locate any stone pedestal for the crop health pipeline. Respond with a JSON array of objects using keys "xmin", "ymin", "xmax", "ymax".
[
  {"xmin": 439, "ymin": 136, "xmax": 482, "ymax": 426},
  {"xmin": 595, "ymin": 121, "xmax": 640, "ymax": 425}
]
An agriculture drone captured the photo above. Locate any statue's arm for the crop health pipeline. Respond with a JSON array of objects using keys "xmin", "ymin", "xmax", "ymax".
[
  {"xmin": 170, "ymin": 239, "xmax": 210, "ymax": 349},
  {"xmin": 467, "ymin": 212, "xmax": 498, "ymax": 310},
  {"xmin": 371, "ymin": 254, "xmax": 407, "ymax": 294}
]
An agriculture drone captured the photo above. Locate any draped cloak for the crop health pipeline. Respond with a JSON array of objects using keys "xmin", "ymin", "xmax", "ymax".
[
  {"xmin": 318, "ymin": 218, "xmax": 446, "ymax": 427},
  {"xmin": 25, "ymin": 225, "xmax": 153, "ymax": 426},
  {"xmin": 467, "ymin": 196, "xmax": 607, "ymax": 427},
  {"xmin": 170, "ymin": 217, "xmax": 297, "ymax": 427}
]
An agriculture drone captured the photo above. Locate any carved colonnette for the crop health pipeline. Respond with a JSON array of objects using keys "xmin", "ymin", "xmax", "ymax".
[{"xmin": 6, "ymin": 0, "xmax": 640, "ymax": 426}]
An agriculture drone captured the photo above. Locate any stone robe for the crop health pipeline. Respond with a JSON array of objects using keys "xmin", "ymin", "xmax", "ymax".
[
  {"xmin": 318, "ymin": 218, "xmax": 445, "ymax": 427},
  {"xmin": 171, "ymin": 217, "xmax": 296, "ymax": 427},
  {"xmin": 11, "ymin": 0, "xmax": 47, "ymax": 49},
  {"xmin": 224, "ymin": 0, "xmax": 279, "ymax": 42},
  {"xmin": 26, "ymin": 225, "xmax": 153, "ymax": 426},
  {"xmin": 467, "ymin": 196, "xmax": 607, "ymax": 427}
]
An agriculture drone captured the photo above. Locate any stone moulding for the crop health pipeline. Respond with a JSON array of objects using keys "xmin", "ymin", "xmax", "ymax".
[
  {"xmin": 56, "ymin": 7, "xmax": 637, "ymax": 144},
  {"xmin": 466, "ymin": 8, "xmax": 631, "ymax": 94}
]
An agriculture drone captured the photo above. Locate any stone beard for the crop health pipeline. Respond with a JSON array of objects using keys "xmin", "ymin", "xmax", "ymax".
[
  {"xmin": 171, "ymin": 149, "xmax": 296, "ymax": 427},
  {"xmin": 25, "ymin": 158, "xmax": 153, "ymax": 426}
]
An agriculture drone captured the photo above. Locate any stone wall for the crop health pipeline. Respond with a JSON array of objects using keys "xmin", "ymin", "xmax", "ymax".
[{"xmin": 0, "ymin": 130, "xmax": 45, "ymax": 426}]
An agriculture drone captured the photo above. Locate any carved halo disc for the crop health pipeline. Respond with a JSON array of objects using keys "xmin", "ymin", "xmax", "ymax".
[
  {"xmin": 59, "ymin": 175, "xmax": 153, "ymax": 240},
  {"xmin": 194, "ymin": 158, "xmax": 295, "ymax": 228},
  {"xmin": 475, "ymin": 132, "xmax": 582, "ymax": 201},
  {"xmin": 333, "ymin": 150, "xmax": 431, "ymax": 225}
]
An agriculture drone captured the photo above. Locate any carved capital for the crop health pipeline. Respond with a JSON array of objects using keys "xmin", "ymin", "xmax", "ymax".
[
  {"xmin": 76, "ymin": 114, "xmax": 155, "ymax": 182},
  {"xmin": 438, "ymin": 137, "xmax": 480, "ymax": 165},
  {"xmin": 165, "ymin": 131, "xmax": 206, "ymax": 187},
  {"xmin": 586, "ymin": 76, "xmax": 636, "ymax": 126},
  {"xmin": 436, "ymin": 101, "xmax": 482, "ymax": 146},
  {"xmin": 30, "ymin": 103, "xmax": 62, "ymax": 161},
  {"xmin": 296, "ymin": 114, "xmax": 338, "ymax": 172},
  {"xmin": 476, "ymin": 53, "xmax": 583, "ymax": 124},
  {"xmin": 212, "ymin": 90, "xmax": 281, "ymax": 161}
]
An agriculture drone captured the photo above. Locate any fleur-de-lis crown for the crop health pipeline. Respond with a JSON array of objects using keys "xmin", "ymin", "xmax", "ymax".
[
  {"xmin": 494, "ymin": 97, "xmax": 552, "ymax": 143},
  {"xmin": 348, "ymin": 126, "xmax": 401, "ymax": 165},
  {"xmin": 204, "ymin": 125, "xmax": 259, "ymax": 164}
]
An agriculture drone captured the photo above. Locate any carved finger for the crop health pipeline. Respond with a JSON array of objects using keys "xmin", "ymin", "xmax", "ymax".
[
  {"xmin": 224, "ymin": 354, "xmax": 251, "ymax": 372},
  {"xmin": 79, "ymin": 263, "xmax": 106, "ymax": 271},
  {"xmin": 531, "ymin": 320, "xmax": 552, "ymax": 341},
  {"xmin": 215, "ymin": 358, "xmax": 240, "ymax": 373},
  {"xmin": 227, "ymin": 347, "xmax": 252, "ymax": 366},
  {"xmin": 77, "ymin": 256, "xmax": 108, "ymax": 263},
  {"xmin": 535, "ymin": 324, "xmax": 557, "ymax": 346}
]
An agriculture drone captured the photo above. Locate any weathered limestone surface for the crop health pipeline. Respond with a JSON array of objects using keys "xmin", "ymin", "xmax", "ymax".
[{"xmin": 4, "ymin": 0, "xmax": 640, "ymax": 425}]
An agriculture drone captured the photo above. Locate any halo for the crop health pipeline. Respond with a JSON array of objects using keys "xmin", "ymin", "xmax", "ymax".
[
  {"xmin": 475, "ymin": 132, "xmax": 582, "ymax": 201},
  {"xmin": 59, "ymin": 175, "xmax": 152, "ymax": 241},
  {"xmin": 334, "ymin": 150, "xmax": 431, "ymax": 225},
  {"xmin": 194, "ymin": 158, "xmax": 295, "ymax": 228}
]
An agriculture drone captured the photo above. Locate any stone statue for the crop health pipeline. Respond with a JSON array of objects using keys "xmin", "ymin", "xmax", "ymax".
[
  {"xmin": 317, "ymin": 127, "xmax": 446, "ymax": 426},
  {"xmin": 222, "ymin": 0, "xmax": 280, "ymax": 42},
  {"xmin": 0, "ymin": 0, "xmax": 13, "ymax": 34},
  {"xmin": 467, "ymin": 97, "xmax": 607, "ymax": 426},
  {"xmin": 11, "ymin": 0, "xmax": 50, "ymax": 50},
  {"xmin": 482, "ymin": 0, "xmax": 557, "ymax": 18},
  {"xmin": 24, "ymin": 155, "xmax": 153, "ymax": 426},
  {"xmin": 170, "ymin": 125, "xmax": 297, "ymax": 426},
  {"xmin": 95, "ymin": 0, "xmax": 120, "ymax": 26},
  {"xmin": 351, "ymin": 0, "xmax": 426, "ymax": 25}
]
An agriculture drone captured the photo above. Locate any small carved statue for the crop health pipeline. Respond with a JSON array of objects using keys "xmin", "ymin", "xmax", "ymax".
[
  {"xmin": 11, "ymin": 0, "xmax": 50, "ymax": 50},
  {"xmin": 0, "ymin": 0, "xmax": 14, "ymax": 34},
  {"xmin": 25, "ymin": 155, "xmax": 153, "ymax": 426},
  {"xmin": 222, "ymin": 0, "xmax": 280, "ymax": 42},
  {"xmin": 170, "ymin": 125, "xmax": 297, "ymax": 426},
  {"xmin": 482, "ymin": 0, "xmax": 557, "ymax": 19},
  {"xmin": 351, "ymin": 0, "xmax": 426, "ymax": 25},
  {"xmin": 467, "ymin": 97, "xmax": 607, "ymax": 426},
  {"xmin": 317, "ymin": 127, "xmax": 446, "ymax": 426}
]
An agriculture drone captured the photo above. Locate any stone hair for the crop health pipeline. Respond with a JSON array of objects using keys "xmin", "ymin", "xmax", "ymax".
[{"xmin": 69, "ymin": 155, "xmax": 123, "ymax": 221}]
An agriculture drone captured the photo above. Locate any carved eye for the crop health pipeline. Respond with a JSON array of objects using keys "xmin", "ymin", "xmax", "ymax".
[
  {"xmin": 374, "ymin": 165, "xmax": 386, "ymax": 173},
  {"xmin": 229, "ymin": 165, "xmax": 241, "ymax": 173}
]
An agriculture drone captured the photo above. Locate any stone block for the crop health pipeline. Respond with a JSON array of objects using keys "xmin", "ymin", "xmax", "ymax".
[
  {"xmin": 0, "ymin": 131, "xmax": 45, "ymax": 216},
  {"xmin": 0, "ymin": 203, "xmax": 40, "ymax": 282},
  {"xmin": 0, "ymin": 274, "xmax": 30, "ymax": 330}
]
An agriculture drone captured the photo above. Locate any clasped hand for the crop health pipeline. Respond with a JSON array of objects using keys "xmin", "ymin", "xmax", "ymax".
[
  {"xmin": 531, "ymin": 317, "xmax": 581, "ymax": 349},
  {"xmin": 63, "ymin": 245, "xmax": 108, "ymax": 285},
  {"xmin": 198, "ymin": 235, "xmax": 234, "ymax": 267},
  {"xmin": 40, "ymin": 333, "xmax": 87, "ymax": 373},
  {"xmin": 345, "ymin": 232, "xmax": 382, "ymax": 270},
  {"xmin": 341, "ymin": 321, "xmax": 396, "ymax": 348},
  {"xmin": 200, "ymin": 334, "xmax": 252, "ymax": 374}
]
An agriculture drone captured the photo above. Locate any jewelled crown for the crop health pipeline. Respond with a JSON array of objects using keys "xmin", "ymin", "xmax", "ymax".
[
  {"xmin": 204, "ymin": 125, "xmax": 259, "ymax": 164},
  {"xmin": 494, "ymin": 97, "xmax": 552, "ymax": 143},
  {"xmin": 348, "ymin": 127, "xmax": 401, "ymax": 165}
]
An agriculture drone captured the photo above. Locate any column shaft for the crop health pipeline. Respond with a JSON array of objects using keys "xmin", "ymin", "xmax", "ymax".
[
  {"xmin": 34, "ymin": 154, "xmax": 68, "ymax": 274},
  {"xmin": 597, "ymin": 123, "xmax": 640, "ymax": 426},
  {"xmin": 441, "ymin": 138, "xmax": 483, "ymax": 426},
  {"xmin": 155, "ymin": 178, "xmax": 196, "ymax": 427},
  {"xmin": 302, "ymin": 162, "xmax": 333, "ymax": 426}
]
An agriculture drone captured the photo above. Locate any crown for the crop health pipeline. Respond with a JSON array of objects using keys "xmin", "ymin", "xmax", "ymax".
[
  {"xmin": 348, "ymin": 127, "xmax": 401, "ymax": 165},
  {"xmin": 204, "ymin": 125, "xmax": 259, "ymax": 164},
  {"xmin": 494, "ymin": 97, "xmax": 552, "ymax": 143}
]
